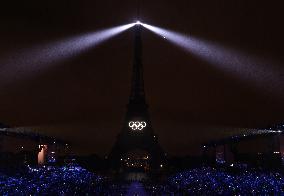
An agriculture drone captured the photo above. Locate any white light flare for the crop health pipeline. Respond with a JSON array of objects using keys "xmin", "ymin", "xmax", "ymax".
[
  {"xmin": 143, "ymin": 24, "xmax": 284, "ymax": 96},
  {"xmin": 0, "ymin": 23, "xmax": 135, "ymax": 86},
  {"xmin": 135, "ymin": 21, "xmax": 142, "ymax": 26}
]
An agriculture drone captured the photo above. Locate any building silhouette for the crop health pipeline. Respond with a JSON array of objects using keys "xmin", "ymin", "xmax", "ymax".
[{"xmin": 108, "ymin": 24, "xmax": 166, "ymax": 172}]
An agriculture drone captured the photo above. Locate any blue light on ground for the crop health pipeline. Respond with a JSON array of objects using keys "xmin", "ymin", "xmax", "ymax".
[
  {"xmin": 1, "ymin": 166, "xmax": 283, "ymax": 195},
  {"xmin": 126, "ymin": 182, "xmax": 147, "ymax": 196}
]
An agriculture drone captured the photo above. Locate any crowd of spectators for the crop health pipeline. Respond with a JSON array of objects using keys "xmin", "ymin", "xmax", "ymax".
[
  {"xmin": 0, "ymin": 165, "xmax": 127, "ymax": 195},
  {"xmin": 1, "ymin": 166, "xmax": 284, "ymax": 195},
  {"xmin": 146, "ymin": 167, "xmax": 284, "ymax": 195}
]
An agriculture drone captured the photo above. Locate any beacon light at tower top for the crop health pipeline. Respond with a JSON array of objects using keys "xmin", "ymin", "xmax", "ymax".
[{"xmin": 135, "ymin": 21, "xmax": 142, "ymax": 25}]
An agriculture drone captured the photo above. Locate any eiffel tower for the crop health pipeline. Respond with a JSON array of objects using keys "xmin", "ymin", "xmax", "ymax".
[{"xmin": 108, "ymin": 23, "xmax": 166, "ymax": 171}]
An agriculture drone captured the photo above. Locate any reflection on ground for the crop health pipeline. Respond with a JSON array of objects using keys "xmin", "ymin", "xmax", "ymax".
[{"xmin": 126, "ymin": 182, "xmax": 147, "ymax": 196}]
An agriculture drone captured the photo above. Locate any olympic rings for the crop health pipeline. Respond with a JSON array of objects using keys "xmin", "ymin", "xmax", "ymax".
[{"xmin": 128, "ymin": 121, "xmax": 147, "ymax": 130}]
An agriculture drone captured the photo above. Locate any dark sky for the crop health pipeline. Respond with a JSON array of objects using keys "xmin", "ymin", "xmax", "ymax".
[{"xmin": 0, "ymin": 0, "xmax": 283, "ymax": 156}]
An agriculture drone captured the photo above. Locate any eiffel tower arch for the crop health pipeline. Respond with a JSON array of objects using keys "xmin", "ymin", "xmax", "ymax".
[{"xmin": 108, "ymin": 24, "xmax": 166, "ymax": 171}]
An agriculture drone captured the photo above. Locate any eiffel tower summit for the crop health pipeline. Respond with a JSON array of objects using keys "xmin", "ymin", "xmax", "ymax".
[{"xmin": 108, "ymin": 22, "xmax": 166, "ymax": 172}]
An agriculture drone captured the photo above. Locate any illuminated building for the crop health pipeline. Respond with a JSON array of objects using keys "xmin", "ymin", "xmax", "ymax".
[
  {"xmin": 202, "ymin": 127, "xmax": 284, "ymax": 168},
  {"xmin": 0, "ymin": 126, "xmax": 68, "ymax": 166},
  {"xmin": 108, "ymin": 23, "xmax": 166, "ymax": 171}
]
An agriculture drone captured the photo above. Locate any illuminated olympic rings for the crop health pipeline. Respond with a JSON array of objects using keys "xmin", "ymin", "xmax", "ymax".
[{"xmin": 128, "ymin": 121, "xmax": 147, "ymax": 130}]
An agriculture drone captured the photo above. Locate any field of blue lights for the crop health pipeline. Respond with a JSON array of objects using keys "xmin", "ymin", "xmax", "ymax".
[
  {"xmin": 0, "ymin": 166, "xmax": 126, "ymax": 195},
  {"xmin": 1, "ymin": 166, "xmax": 284, "ymax": 195},
  {"xmin": 165, "ymin": 167, "xmax": 284, "ymax": 195}
]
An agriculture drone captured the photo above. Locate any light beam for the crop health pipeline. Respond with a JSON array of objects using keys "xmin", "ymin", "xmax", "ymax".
[
  {"xmin": 0, "ymin": 23, "xmax": 135, "ymax": 85},
  {"xmin": 142, "ymin": 24, "xmax": 284, "ymax": 96}
]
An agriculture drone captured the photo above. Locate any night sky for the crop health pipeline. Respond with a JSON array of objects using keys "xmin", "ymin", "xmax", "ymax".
[{"xmin": 0, "ymin": 0, "xmax": 283, "ymax": 156}]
